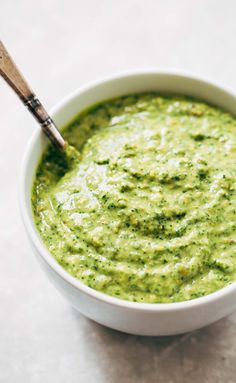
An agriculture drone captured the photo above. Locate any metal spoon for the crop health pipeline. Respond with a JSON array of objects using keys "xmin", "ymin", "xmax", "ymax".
[{"xmin": 0, "ymin": 40, "xmax": 66, "ymax": 150}]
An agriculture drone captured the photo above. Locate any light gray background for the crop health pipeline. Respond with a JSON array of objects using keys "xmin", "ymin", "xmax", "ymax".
[{"xmin": 1, "ymin": 1, "xmax": 236, "ymax": 382}]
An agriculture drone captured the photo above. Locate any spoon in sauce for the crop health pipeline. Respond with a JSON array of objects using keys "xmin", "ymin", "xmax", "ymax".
[{"xmin": 0, "ymin": 40, "xmax": 66, "ymax": 150}]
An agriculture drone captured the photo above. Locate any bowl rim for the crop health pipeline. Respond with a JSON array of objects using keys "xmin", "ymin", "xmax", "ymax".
[{"xmin": 20, "ymin": 68, "xmax": 236, "ymax": 312}]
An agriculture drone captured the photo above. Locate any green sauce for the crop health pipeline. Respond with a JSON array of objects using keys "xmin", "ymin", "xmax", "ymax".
[{"xmin": 32, "ymin": 94, "xmax": 236, "ymax": 303}]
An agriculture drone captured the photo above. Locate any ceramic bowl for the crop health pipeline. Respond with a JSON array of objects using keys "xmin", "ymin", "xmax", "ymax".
[{"xmin": 20, "ymin": 70, "xmax": 236, "ymax": 335}]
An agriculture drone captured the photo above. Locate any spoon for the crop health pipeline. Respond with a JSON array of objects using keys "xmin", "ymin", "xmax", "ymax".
[{"xmin": 0, "ymin": 40, "xmax": 66, "ymax": 150}]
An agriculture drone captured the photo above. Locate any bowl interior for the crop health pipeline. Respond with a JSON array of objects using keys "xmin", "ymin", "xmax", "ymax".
[{"xmin": 21, "ymin": 70, "xmax": 236, "ymax": 308}]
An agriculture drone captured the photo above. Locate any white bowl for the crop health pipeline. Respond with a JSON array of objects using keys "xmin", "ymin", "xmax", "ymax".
[{"xmin": 20, "ymin": 70, "xmax": 236, "ymax": 336}]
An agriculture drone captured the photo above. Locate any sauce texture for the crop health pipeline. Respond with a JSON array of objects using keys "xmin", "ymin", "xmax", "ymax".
[{"xmin": 32, "ymin": 94, "xmax": 236, "ymax": 303}]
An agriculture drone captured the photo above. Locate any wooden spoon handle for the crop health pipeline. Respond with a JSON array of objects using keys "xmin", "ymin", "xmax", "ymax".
[{"xmin": 0, "ymin": 40, "xmax": 65, "ymax": 150}]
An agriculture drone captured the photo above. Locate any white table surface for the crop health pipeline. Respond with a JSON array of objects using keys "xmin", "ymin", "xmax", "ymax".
[{"xmin": 1, "ymin": 1, "xmax": 236, "ymax": 382}]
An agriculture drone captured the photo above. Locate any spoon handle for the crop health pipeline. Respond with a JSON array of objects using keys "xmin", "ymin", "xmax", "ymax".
[{"xmin": 0, "ymin": 40, "xmax": 65, "ymax": 150}]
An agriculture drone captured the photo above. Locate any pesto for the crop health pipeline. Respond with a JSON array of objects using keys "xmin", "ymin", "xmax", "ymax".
[{"xmin": 32, "ymin": 94, "xmax": 236, "ymax": 303}]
